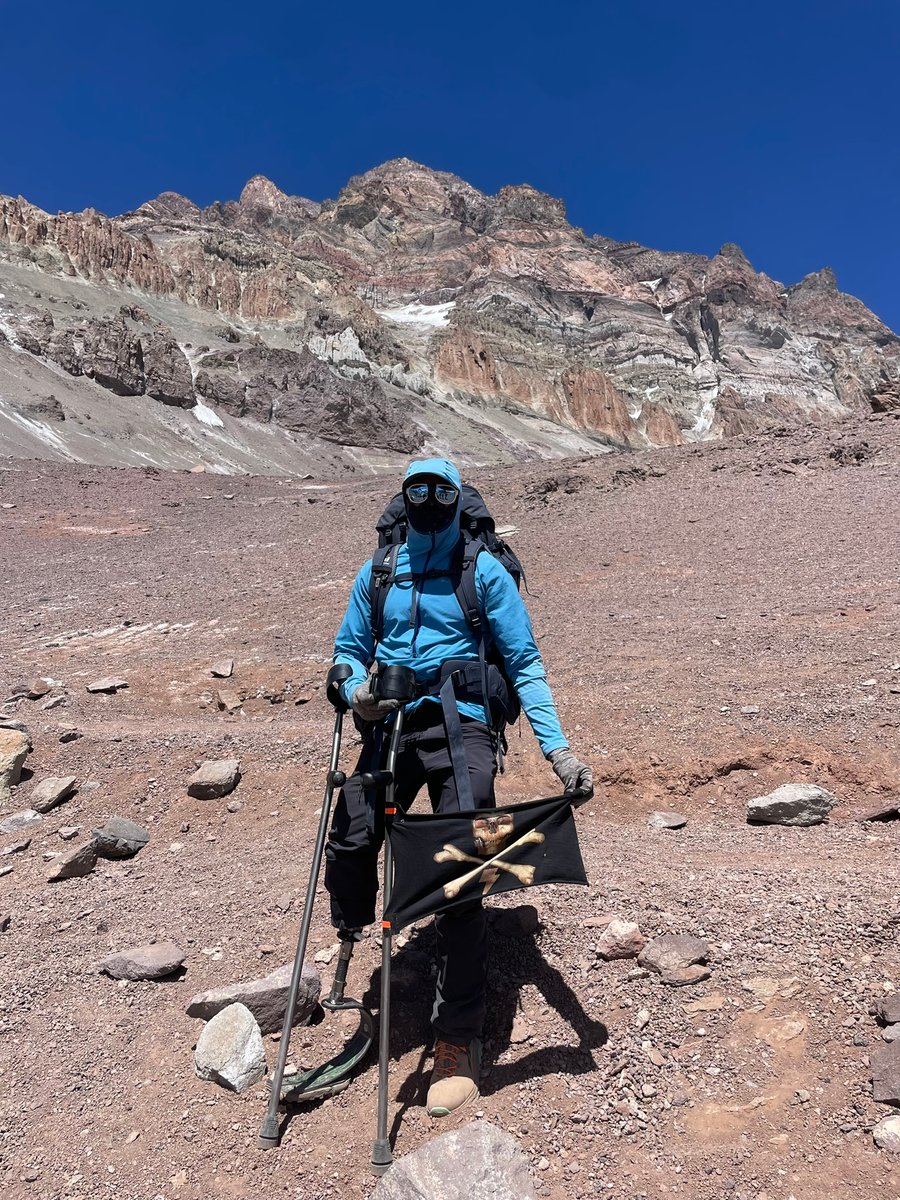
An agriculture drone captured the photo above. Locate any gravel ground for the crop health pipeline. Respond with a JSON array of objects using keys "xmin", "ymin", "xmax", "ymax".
[{"xmin": 1, "ymin": 412, "xmax": 899, "ymax": 1200}]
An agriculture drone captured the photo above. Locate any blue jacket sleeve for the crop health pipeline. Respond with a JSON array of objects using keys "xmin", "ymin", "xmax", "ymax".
[
  {"xmin": 333, "ymin": 561, "xmax": 374, "ymax": 707},
  {"xmin": 477, "ymin": 556, "xmax": 569, "ymax": 757}
]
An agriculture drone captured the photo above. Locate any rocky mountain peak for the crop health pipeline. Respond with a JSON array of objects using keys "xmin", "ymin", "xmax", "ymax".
[
  {"xmin": 493, "ymin": 184, "xmax": 568, "ymax": 228},
  {"xmin": 717, "ymin": 242, "xmax": 752, "ymax": 266},
  {"xmin": 134, "ymin": 191, "xmax": 201, "ymax": 221},
  {"xmin": 793, "ymin": 266, "xmax": 839, "ymax": 293}
]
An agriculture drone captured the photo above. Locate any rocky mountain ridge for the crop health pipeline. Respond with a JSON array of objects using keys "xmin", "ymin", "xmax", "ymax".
[{"xmin": 1, "ymin": 158, "xmax": 897, "ymax": 474}]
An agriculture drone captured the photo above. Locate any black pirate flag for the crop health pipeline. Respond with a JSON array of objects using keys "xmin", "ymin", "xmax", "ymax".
[{"xmin": 383, "ymin": 794, "xmax": 587, "ymax": 931}]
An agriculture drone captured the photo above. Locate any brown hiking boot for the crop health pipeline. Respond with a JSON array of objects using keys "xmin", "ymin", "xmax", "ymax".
[{"xmin": 426, "ymin": 1038, "xmax": 481, "ymax": 1117}]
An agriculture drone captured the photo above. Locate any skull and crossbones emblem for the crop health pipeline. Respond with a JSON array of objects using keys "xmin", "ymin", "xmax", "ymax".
[{"xmin": 433, "ymin": 814, "xmax": 545, "ymax": 898}]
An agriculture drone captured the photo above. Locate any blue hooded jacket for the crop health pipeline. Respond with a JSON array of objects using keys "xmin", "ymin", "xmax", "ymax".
[{"xmin": 333, "ymin": 457, "xmax": 568, "ymax": 756}]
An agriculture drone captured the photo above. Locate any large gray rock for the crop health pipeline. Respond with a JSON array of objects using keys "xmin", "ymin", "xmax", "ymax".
[
  {"xmin": 372, "ymin": 1122, "xmax": 536, "ymax": 1200},
  {"xmin": 194, "ymin": 1003, "xmax": 266, "ymax": 1093},
  {"xmin": 0, "ymin": 728, "xmax": 30, "ymax": 805},
  {"xmin": 874, "ymin": 1115, "xmax": 900, "ymax": 1152},
  {"xmin": 872, "ymin": 1042, "xmax": 900, "ymax": 1104},
  {"xmin": 638, "ymin": 934, "xmax": 712, "ymax": 986},
  {"xmin": 31, "ymin": 776, "xmax": 78, "ymax": 813},
  {"xmin": 877, "ymin": 994, "xmax": 900, "ymax": 1026},
  {"xmin": 187, "ymin": 758, "xmax": 241, "ymax": 800},
  {"xmin": 0, "ymin": 809, "xmax": 42, "ymax": 836},
  {"xmin": 92, "ymin": 816, "xmax": 150, "ymax": 858},
  {"xmin": 747, "ymin": 783, "xmax": 838, "ymax": 826},
  {"xmin": 186, "ymin": 961, "xmax": 319, "ymax": 1034},
  {"xmin": 99, "ymin": 941, "xmax": 185, "ymax": 980},
  {"xmin": 47, "ymin": 841, "xmax": 97, "ymax": 881}
]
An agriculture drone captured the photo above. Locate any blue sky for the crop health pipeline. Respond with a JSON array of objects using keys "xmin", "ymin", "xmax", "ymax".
[{"xmin": 4, "ymin": 0, "xmax": 898, "ymax": 330}]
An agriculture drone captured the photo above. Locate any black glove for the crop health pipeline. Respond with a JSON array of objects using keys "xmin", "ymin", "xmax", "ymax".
[
  {"xmin": 351, "ymin": 662, "xmax": 401, "ymax": 722},
  {"xmin": 547, "ymin": 748, "xmax": 594, "ymax": 804}
]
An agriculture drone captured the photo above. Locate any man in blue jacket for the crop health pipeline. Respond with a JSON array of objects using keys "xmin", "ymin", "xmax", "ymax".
[{"xmin": 325, "ymin": 457, "xmax": 593, "ymax": 1116}]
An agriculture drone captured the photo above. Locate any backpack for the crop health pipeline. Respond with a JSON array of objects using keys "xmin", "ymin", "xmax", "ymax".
[{"xmin": 369, "ymin": 484, "xmax": 524, "ymax": 732}]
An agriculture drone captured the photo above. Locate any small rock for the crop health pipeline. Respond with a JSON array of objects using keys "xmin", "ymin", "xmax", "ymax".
[
  {"xmin": 186, "ymin": 961, "xmax": 320, "ymax": 1034},
  {"xmin": 314, "ymin": 944, "xmax": 338, "ymax": 966},
  {"xmin": 187, "ymin": 758, "xmax": 241, "ymax": 799},
  {"xmin": 747, "ymin": 783, "xmax": 839, "ymax": 827},
  {"xmin": 648, "ymin": 811, "xmax": 687, "ymax": 830},
  {"xmin": 211, "ymin": 659, "xmax": 234, "ymax": 679},
  {"xmin": 489, "ymin": 905, "xmax": 540, "ymax": 938},
  {"xmin": 740, "ymin": 705, "xmax": 761, "ymax": 715},
  {"xmin": 0, "ymin": 913, "xmax": 10, "ymax": 932},
  {"xmin": 226, "ymin": 800, "xmax": 242, "ymax": 814},
  {"xmin": 874, "ymin": 1115, "xmax": 900, "ymax": 1152},
  {"xmin": 584, "ymin": 912, "xmax": 617, "ymax": 929},
  {"xmin": 0, "ymin": 865, "xmax": 12, "ymax": 878},
  {"xmin": 370, "ymin": 1122, "xmax": 536, "ymax": 1199},
  {"xmin": 100, "ymin": 941, "xmax": 186, "ymax": 980},
  {"xmin": 876, "ymin": 995, "xmax": 900, "ymax": 1025},
  {"xmin": 92, "ymin": 816, "xmax": 150, "ymax": 858},
  {"xmin": 884, "ymin": 1025, "xmax": 900, "ymax": 1043},
  {"xmin": 274, "ymin": 893, "xmax": 292, "ymax": 913},
  {"xmin": 86, "ymin": 677, "xmax": 129, "ymax": 694},
  {"xmin": 58, "ymin": 826, "xmax": 80, "ymax": 840},
  {"xmin": 30, "ymin": 775, "xmax": 78, "ymax": 813},
  {"xmin": 194, "ymin": 1003, "xmax": 267, "ymax": 1094},
  {"xmin": 215, "ymin": 689, "xmax": 243, "ymax": 713},
  {"xmin": 0, "ymin": 728, "xmax": 31, "ymax": 805},
  {"xmin": 41, "ymin": 695, "xmax": 65, "ymax": 711},
  {"xmin": 47, "ymin": 841, "xmax": 97, "ymax": 881},
  {"xmin": 0, "ymin": 809, "xmax": 42, "ymax": 836},
  {"xmin": 871, "ymin": 1041, "xmax": 900, "ymax": 1104},
  {"xmin": 639, "ymin": 934, "xmax": 711, "ymax": 986},
  {"xmin": 59, "ymin": 729, "xmax": 82, "ymax": 744},
  {"xmin": 0, "ymin": 838, "xmax": 31, "ymax": 856},
  {"xmin": 27, "ymin": 679, "xmax": 51, "ymax": 700},
  {"xmin": 858, "ymin": 798, "xmax": 900, "ymax": 822},
  {"xmin": 510, "ymin": 1017, "xmax": 530, "ymax": 1043},
  {"xmin": 636, "ymin": 1008, "xmax": 651, "ymax": 1030},
  {"xmin": 596, "ymin": 918, "xmax": 646, "ymax": 961}
]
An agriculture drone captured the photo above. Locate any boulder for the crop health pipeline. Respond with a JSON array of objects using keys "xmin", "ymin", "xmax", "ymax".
[
  {"xmin": 30, "ymin": 776, "xmax": 78, "ymax": 813},
  {"xmin": 92, "ymin": 816, "xmax": 150, "ymax": 858},
  {"xmin": 648, "ymin": 811, "xmax": 687, "ymax": 830},
  {"xmin": 874, "ymin": 1116, "xmax": 900, "ymax": 1152},
  {"xmin": 371, "ymin": 1121, "xmax": 536, "ymax": 1200},
  {"xmin": 639, "ymin": 934, "xmax": 712, "ymax": 986},
  {"xmin": 194, "ymin": 1003, "xmax": 266, "ymax": 1093},
  {"xmin": 187, "ymin": 758, "xmax": 241, "ymax": 800},
  {"xmin": 871, "ymin": 1042, "xmax": 900, "ymax": 1104},
  {"xmin": 0, "ymin": 809, "xmax": 42, "ymax": 835},
  {"xmin": 596, "ymin": 919, "xmax": 646, "ymax": 961},
  {"xmin": 0, "ymin": 728, "xmax": 30, "ymax": 805},
  {"xmin": 47, "ymin": 841, "xmax": 97, "ymax": 881},
  {"xmin": 99, "ymin": 941, "xmax": 185, "ymax": 980},
  {"xmin": 86, "ymin": 677, "xmax": 129, "ymax": 694},
  {"xmin": 747, "ymin": 783, "xmax": 838, "ymax": 826},
  {"xmin": 186, "ymin": 961, "xmax": 319, "ymax": 1034}
]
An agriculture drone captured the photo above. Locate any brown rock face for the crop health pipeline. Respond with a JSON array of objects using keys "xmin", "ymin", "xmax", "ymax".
[{"xmin": 1, "ymin": 158, "xmax": 898, "ymax": 472}]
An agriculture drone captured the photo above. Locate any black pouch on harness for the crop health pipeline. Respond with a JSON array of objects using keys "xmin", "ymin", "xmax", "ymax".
[{"xmin": 435, "ymin": 658, "xmax": 520, "ymax": 730}]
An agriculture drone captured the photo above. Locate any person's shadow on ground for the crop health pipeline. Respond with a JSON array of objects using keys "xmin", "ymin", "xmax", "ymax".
[{"xmin": 358, "ymin": 905, "xmax": 609, "ymax": 1145}]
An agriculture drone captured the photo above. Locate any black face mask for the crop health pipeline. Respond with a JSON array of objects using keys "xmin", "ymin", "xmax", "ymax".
[{"xmin": 403, "ymin": 491, "xmax": 459, "ymax": 536}]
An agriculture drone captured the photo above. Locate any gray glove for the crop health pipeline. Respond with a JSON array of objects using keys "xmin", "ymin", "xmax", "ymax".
[
  {"xmin": 548, "ymin": 748, "xmax": 594, "ymax": 804},
  {"xmin": 351, "ymin": 661, "xmax": 401, "ymax": 722}
]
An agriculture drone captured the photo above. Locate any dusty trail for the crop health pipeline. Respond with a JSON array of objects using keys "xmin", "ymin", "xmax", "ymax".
[{"xmin": 0, "ymin": 413, "xmax": 899, "ymax": 1199}]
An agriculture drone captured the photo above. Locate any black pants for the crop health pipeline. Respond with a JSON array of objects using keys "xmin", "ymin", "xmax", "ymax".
[{"xmin": 325, "ymin": 705, "xmax": 496, "ymax": 1043}]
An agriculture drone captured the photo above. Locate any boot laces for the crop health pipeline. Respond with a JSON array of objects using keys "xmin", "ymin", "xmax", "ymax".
[{"xmin": 433, "ymin": 1040, "xmax": 465, "ymax": 1079}]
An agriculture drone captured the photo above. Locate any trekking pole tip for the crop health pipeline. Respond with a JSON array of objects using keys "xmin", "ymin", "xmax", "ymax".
[
  {"xmin": 256, "ymin": 1114, "xmax": 281, "ymax": 1150},
  {"xmin": 370, "ymin": 1137, "xmax": 393, "ymax": 1176}
]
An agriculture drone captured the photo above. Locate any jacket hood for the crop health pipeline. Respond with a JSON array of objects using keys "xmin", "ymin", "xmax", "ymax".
[{"xmin": 403, "ymin": 457, "xmax": 462, "ymax": 567}]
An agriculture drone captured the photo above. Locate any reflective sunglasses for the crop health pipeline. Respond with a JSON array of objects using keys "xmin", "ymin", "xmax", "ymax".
[{"xmin": 404, "ymin": 481, "xmax": 459, "ymax": 507}]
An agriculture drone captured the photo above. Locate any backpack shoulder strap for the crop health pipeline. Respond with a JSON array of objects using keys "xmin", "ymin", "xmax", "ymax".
[
  {"xmin": 370, "ymin": 543, "xmax": 401, "ymax": 648},
  {"xmin": 454, "ymin": 537, "xmax": 485, "ymax": 637}
]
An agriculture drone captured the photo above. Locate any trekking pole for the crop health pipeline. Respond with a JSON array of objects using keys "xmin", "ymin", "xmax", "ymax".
[
  {"xmin": 367, "ymin": 666, "xmax": 416, "ymax": 1176},
  {"xmin": 257, "ymin": 663, "xmax": 352, "ymax": 1150}
]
